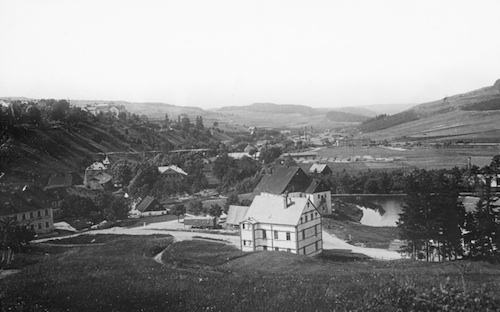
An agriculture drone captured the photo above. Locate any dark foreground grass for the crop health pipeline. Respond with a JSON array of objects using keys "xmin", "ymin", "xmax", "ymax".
[{"xmin": 2, "ymin": 235, "xmax": 500, "ymax": 311}]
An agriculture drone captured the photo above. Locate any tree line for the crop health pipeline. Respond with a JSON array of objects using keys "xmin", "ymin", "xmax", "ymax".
[{"xmin": 398, "ymin": 156, "xmax": 500, "ymax": 261}]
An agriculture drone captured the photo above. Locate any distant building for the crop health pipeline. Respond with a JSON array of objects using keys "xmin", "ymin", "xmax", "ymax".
[
  {"xmin": 0, "ymin": 186, "xmax": 55, "ymax": 234},
  {"xmin": 84, "ymin": 103, "xmax": 127, "ymax": 118},
  {"xmin": 158, "ymin": 165, "xmax": 188, "ymax": 186},
  {"xmin": 46, "ymin": 172, "xmax": 83, "ymax": 189},
  {"xmin": 254, "ymin": 166, "xmax": 332, "ymax": 215},
  {"xmin": 309, "ymin": 163, "xmax": 332, "ymax": 175},
  {"xmin": 84, "ymin": 162, "xmax": 113, "ymax": 190},
  {"xmin": 226, "ymin": 205, "xmax": 249, "ymax": 228},
  {"xmin": 240, "ymin": 195, "xmax": 322, "ymax": 256},
  {"xmin": 133, "ymin": 196, "xmax": 166, "ymax": 217}
]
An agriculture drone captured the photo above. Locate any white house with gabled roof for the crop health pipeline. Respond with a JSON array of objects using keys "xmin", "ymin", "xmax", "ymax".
[{"xmin": 240, "ymin": 195, "xmax": 322, "ymax": 256}]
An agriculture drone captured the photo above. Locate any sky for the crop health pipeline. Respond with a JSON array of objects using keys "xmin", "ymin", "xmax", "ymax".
[{"xmin": 1, "ymin": 0, "xmax": 499, "ymax": 109}]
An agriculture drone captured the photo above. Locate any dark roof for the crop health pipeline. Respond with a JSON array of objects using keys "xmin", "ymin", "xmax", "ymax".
[
  {"xmin": 0, "ymin": 189, "xmax": 46, "ymax": 216},
  {"xmin": 47, "ymin": 172, "xmax": 83, "ymax": 189},
  {"xmin": 136, "ymin": 196, "xmax": 163, "ymax": 212},
  {"xmin": 254, "ymin": 166, "xmax": 312, "ymax": 195},
  {"xmin": 305, "ymin": 179, "xmax": 330, "ymax": 193}
]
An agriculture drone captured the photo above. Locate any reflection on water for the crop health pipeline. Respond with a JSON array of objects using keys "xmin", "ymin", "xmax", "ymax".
[{"xmin": 344, "ymin": 195, "xmax": 484, "ymax": 227}]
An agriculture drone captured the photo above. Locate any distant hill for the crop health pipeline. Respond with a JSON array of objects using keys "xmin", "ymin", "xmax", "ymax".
[
  {"xmin": 325, "ymin": 111, "xmax": 369, "ymax": 122},
  {"xmin": 358, "ymin": 79, "xmax": 500, "ymax": 143},
  {"xmin": 219, "ymin": 103, "xmax": 321, "ymax": 116},
  {"xmin": 216, "ymin": 103, "xmax": 367, "ymax": 129}
]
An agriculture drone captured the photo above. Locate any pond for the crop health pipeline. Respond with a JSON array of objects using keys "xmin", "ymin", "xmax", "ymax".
[{"xmin": 335, "ymin": 195, "xmax": 482, "ymax": 227}]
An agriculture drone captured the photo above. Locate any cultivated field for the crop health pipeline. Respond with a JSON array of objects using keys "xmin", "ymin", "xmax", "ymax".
[
  {"xmin": 314, "ymin": 146, "xmax": 499, "ymax": 170},
  {"xmin": 3, "ymin": 235, "xmax": 499, "ymax": 311}
]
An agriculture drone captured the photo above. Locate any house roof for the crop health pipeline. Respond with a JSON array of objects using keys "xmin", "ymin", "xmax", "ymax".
[
  {"xmin": 102, "ymin": 156, "xmax": 111, "ymax": 165},
  {"xmin": 309, "ymin": 163, "xmax": 330, "ymax": 174},
  {"xmin": 92, "ymin": 172, "xmax": 113, "ymax": 184},
  {"xmin": 46, "ymin": 172, "xmax": 82, "ymax": 189},
  {"xmin": 305, "ymin": 179, "xmax": 330, "ymax": 193},
  {"xmin": 242, "ymin": 195, "xmax": 311, "ymax": 226},
  {"xmin": 87, "ymin": 162, "xmax": 106, "ymax": 170},
  {"xmin": 254, "ymin": 166, "xmax": 312, "ymax": 195},
  {"xmin": 135, "ymin": 195, "xmax": 161, "ymax": 212},
  {"xmin": 158, "ymin": 165, "xmax": 188, "ymax": 176},
  {"xmin": 0, "ymin": 187, "xmax": 51, "ymax": 216},
  {"xmin": 226, "ymin": 205, "xmax": 249, "ymax": 225}
]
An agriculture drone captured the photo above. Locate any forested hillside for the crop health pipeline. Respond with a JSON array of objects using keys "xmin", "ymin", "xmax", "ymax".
[{"xmin": 0, "ymin": 99, "xmax": 229, "ymax": 184}]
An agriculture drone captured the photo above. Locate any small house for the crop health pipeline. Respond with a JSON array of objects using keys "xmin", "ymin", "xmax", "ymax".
[
  {"xmin": 309, "ymin": 163, "xmax": 332, "ymax": 175},
  {"xmin": 134, "ymin": 196, "xmax": 166, "ymax": 217},
  {"xmin": 158, "ymin": 165, "xmax": 188, "ymax": 186}
]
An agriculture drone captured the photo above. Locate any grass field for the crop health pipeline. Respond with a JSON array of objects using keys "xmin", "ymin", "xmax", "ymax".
[
  {"xmin": 315, "ymin": 146, "xmax": 499, "ymax": 170},
  {"xmin": 2, "ymin": 235, "xmax": 500, "ymax": 311}
]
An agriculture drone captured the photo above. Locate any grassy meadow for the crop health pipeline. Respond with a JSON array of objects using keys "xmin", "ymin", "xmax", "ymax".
[
  {"xmin": 315, "ymin": 146, "xmax": 498, "ymax": 170},
  {"xmin": 2, "ymin": 235, "xmax": 500, "ymax": 311}
]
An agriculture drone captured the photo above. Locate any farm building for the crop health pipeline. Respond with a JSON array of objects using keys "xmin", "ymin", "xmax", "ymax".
[
  {"xmin": 309, "ymin": 163, "xmax": 332, "ymax": 175},
  {"xmin": 226, "ymin": 205, "xmax": 249, "ymax": 228},
  {"xmin": 134, "ymin": 196, "xmax": 166, "ymax": 217},
  {"xmin": 254, "ymin": 166, "xmax": 332, "ymax": 215},
  {"xmin": 158, "ymin": 165, "xmax": 188, "ymax": 186},
  {"xmin": 240, "ymin": 195, "xmax": 322, "ymax": 256}
]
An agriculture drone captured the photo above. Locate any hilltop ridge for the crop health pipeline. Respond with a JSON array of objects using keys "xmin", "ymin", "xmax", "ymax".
[{"xmin": 359, "ymin": 79, "xmax": 500, "ymax": 143}]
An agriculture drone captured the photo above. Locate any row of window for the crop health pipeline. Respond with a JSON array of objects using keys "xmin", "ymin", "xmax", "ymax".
[
  {"xmin": 30, "ymin": 221, "xmax": 51, "ymax": 231},
  {"xmin": 15, "ymin": 209, "xmax": 50, "ymax": 221},
  {"xmin": 301, "ymin": 211, "xmax": 319, "ymax": 224},
  {"xmin": 262, "ymin": 230, "xmax": 291, "ymax": 241}
]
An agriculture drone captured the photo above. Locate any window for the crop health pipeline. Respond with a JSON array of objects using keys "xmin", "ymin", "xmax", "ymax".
[
  {"xmin": 262, "ymin": 230, "xmax": 267, "ymax": 239},
  {"xmin": 45, "ymin": 222, "xmax": 49, "ymax": 228},
  {"xmin": 30, "ymin": 212, "xmax": 34, "ymax": 219},
  {"xmin": 305, "ymin": 215, "xmax": 308, "ymax": 222},
  {"xmin": 286, "ymin": 232, "xmax": 291, "ymax": 240},
  {"xmin": 302, "ymin": 230, "xmax": 306, "ymax": 240},
  {"xmin": 263, "ymin": 246, "xmax": 267, "ymax": 251},
  {"xmin": 242, "ymin": 224, "xmax": 245, "ymax": 229},
  {"xmin": 315, "ymin": 241, "xmax": 319, "ymax": 251},
  {"xmin": 315, "ymin": 212, "xmax": 318, "ymax": 217},
  {"xmin": 318, "ymin": 194, "xmax": 320, "ymax": 199},
  {"xmin": 37, "ymin": 211, "xmax": 41, "ymax": 217},
  {"xmin": 301, "ymin": 217, "xmax": 303, "ymax": 223},
  {"xmin": 315, "ymin": 225, "xmax": 318, "ymax": 236},
  {"xmin": 30, "ymin": 224, "xmax": 34, "ymax": 230},
  {"xmin": 22, "ymin": 214, "xmax": 26, "ymax": 220},
  {"xmin": 38, "ymin": 223, "xmax": 42, "ymax": 230},
  {"xmin": 274, "ymin": 231, "xmax": 278, "ymax": 239},
  {"xmin": 275, "ymin": 247, "xmax": 279, "ymax": 251},
  {"xmin": 45, "ymin": 209, "xmax": 48, "ymax": 216},
  {"xmin": 310, "ymin": 212, "xmax": 313, "ymax": 220},
  {"xmin": 243, "ymin": 240, "xmax": 247, "ymax": 246}
]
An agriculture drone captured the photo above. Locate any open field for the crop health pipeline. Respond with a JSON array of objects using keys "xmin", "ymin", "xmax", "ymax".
[
  {"xmin": 314, "ymin": 146, "xmax": 499, "ymax": 170},
  {"xmin": 323, "ymin": 217, "xmax": 399, "ymax": 249},
  {"xmin": 3, "ymin": 235, "xmax": 500, "ymax": 311}
]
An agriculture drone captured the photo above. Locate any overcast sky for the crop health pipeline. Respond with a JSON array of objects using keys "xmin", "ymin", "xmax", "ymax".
[{"xmin": 1, "ymin": 0, "xmax": 499, "ymax": 109}]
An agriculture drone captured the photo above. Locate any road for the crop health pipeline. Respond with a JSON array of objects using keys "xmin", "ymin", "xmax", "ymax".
[{"xmin": 39, "ymin": 219, "xmax": 401, "ymax": 260}]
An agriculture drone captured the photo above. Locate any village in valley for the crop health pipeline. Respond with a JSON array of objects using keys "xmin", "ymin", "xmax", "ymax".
[
  {"xmin": 2, "ymin": 1, "xmax": 500, "ymax": 309},
  {"xmin": 2, "ymin": 93, "xmax": 500, "ymax": 310}
]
